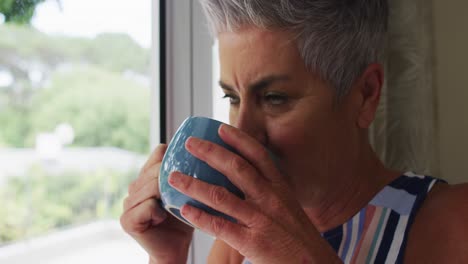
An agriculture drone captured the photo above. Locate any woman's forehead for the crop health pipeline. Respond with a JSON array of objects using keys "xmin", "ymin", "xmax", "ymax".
[{"xmin": 218, "ymin": 28, "xmax": 306, "ymax": 88}]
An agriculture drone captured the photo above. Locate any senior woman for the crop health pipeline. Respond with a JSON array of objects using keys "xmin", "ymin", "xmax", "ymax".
[{"xmin": 121, "ymin": 0, "xmax": 468, "ymax": 263}]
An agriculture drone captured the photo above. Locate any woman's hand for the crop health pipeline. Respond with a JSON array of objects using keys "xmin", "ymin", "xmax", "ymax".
[
  {"xmin": 168, "ymin": 125, "xmax": 341, "ymax": 264},
  {"xmin": 120, "ymin": 144, "xmax": 194, "ymax": 263}
]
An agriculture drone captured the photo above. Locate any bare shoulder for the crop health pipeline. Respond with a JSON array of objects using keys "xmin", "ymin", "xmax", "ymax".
[
  {"xmin": 207, "ymin": 239, "xmax": 244, "ymax": 264},
  {"xmin": 405, "ymin": 182, "xmax": 468, "ymax": 263}
]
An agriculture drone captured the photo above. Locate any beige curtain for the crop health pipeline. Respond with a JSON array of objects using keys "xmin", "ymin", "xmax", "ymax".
[{"xmin": 370, "ymin": 0, "xmax": 438, "ymax": 176}]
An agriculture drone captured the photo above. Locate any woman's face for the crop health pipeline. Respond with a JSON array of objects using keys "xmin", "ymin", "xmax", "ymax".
[{"xmin": 218, "ymin": 27, "xmax": 364, "ymax": 204}]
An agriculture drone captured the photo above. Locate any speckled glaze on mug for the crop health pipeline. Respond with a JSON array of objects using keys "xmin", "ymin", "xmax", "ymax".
[{"xmin": 159, "ymin": 116, "xmax": 244, "ymax": 228}]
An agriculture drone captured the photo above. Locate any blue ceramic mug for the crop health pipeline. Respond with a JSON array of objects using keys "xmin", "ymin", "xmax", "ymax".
[{"xmin": 159, "ymin": 116, "xmax": 244, "ymax": 227}]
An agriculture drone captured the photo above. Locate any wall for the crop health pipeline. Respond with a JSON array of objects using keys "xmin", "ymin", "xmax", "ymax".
[{"xmin": 433, "ymin": 1, "xmax": 468, "ymax": 183}]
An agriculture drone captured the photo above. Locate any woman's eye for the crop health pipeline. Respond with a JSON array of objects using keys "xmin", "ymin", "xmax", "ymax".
[
  {"xmin": 264, "ymin": 93, "xmax": 288, "ymax": 105},
  {"xmin": 222, "ymin": 94, "xmax": 240, "ymax": 105}
]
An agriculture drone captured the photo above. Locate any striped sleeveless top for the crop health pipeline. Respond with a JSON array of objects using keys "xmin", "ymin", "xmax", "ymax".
[
  {"xmin": 321, "ymin": 172, "xmax": 445, "ymax": 263},
  {"xmin": 243, "ymin": 172, "xmax": 445, "ymax": 264}
]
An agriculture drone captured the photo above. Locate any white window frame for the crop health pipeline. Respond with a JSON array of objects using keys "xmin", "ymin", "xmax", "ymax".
[
  {"xmin": 150, "ymin": 0, "xmax": 161, "ymax": 149},
  {"xmin": 153, "ymin": 1, "xmax": 215, "ymax": 263}
]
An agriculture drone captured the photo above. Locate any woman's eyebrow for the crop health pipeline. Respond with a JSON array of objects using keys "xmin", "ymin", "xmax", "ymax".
[
  {"xmin": 219, "ymin": 80, "xmax": 234, "ymax": 91},
  {"xmin": 219, "ymin": 74, "xmax": 291, "ymax": 92}
]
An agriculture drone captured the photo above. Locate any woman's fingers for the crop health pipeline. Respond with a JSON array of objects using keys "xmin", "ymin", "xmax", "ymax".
[
  {"xmin": 128, "ymin": 144, "xmax": 167, "ymax": 195},
  {"xmin": 185, "ymin": 137, "xmax": 269, "ymax": 200},
  {"xmin": 124, "ymin": 178, "xmax": 160, "ymax": 211},
  {"xmin": 123, "ymin": 144, "xmax": 167, "ymax": 228},
  {"xmin": 180, "ymin": 204, "xmax": 249, "ymax": 252},
  {"xmin": 128, "ymin": 163, "xmax": 161, "ymax": 196},
  {"xmin": 218, "ymin": 124, "xmax": 280, "ymax": 182},
  {"xmin": 120, "ymin": 198, "xmax": 167, "ymax": 235},
  {"xmin": 168, "ymin": 171, "xmax": 261, "ymax": 227},
  {"xmin": 142, "ymin": 144, "xmax": 168, "ymax": 172}
]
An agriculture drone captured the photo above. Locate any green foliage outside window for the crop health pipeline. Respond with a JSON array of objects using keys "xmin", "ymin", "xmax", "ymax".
[
  {"xmin": 27, "ymin": 66, "xmax": 150, "ymax": 153},
  {"xmin": 0, "ymin": 0, "xmax": 47, "ymax": 24},
  {"xmin": 0, "ymin": 3, "xmax": 152, "ymax": 245},
  {"xmin": 0, "ymin": 166, "xmax": 137, "ymax": 244},
  {"xmin": 0, "ymin": 24, "xmax": 151, "ymax": 153}
]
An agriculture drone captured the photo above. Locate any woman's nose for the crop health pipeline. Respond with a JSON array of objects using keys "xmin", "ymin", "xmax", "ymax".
[{"xmin": 231, "ymin": 107, "xmax": 267, "ymax": 146}]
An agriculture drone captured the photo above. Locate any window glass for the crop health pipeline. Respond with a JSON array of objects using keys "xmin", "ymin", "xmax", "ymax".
[
  {"xmin": 212, "ymin": 40, "xmax": 229, "ymax": 123},
  {"xmin": 0, "ymin": 0, "xmax": 153, "ymax": 262}
]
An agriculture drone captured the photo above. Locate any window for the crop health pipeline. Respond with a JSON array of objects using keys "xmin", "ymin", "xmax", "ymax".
[
  {"xmin": 212, "ymin": 40, "xmax": 229, "ymax": 124},
  {"xmin": 0, "ymin": 0, "xmax": 155, "ymax": 262}
]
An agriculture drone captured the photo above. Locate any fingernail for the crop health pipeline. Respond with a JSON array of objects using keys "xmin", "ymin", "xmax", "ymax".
[
  {"xmin": 168, "ymin": 172, "xmax": 180, "ymax": 186},
  {"xmin": 219, "ymin": 124, "xmax": 231, "ymax": 134},
  {"xmin": 185, "ymin": 137, "xmax": 197, "ymax": 149},
  {"xmin": 185, "ymin": 137, "xmax": 193, "ymax": 148},
  {"xmin": 181, "ymin": 204, "xmax": 192, "ymax": 216}
]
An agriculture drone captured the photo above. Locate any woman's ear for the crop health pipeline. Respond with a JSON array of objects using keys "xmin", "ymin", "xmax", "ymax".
[{"xmin": 355, "ymin": 63, "xmax": 384, "ymax": 129}]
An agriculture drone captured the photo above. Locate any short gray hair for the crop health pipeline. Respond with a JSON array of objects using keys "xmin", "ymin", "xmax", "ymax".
[{"xmin": 199, "ymin": 0, "xmax": 388, "ymax": 99}]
